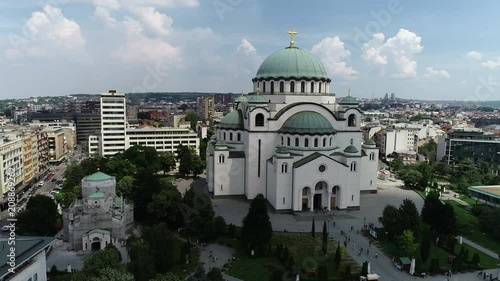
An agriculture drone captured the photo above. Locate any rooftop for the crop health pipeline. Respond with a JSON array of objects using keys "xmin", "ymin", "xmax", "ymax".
[
  {"xmin": 468, "ymin": 185, "xmax": 500, "ymax": 199},
  {"xmin": 84, "ymin": 171, "xmax": 113, "ymax": 182},
  {"xmin": 0, "ymin": 237, "xmax": 55, "ymax": 278}
]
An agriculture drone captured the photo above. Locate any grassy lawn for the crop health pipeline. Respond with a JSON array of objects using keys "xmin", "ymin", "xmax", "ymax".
[
  {"xmin": 445, "ymin": 201, "xmax": 500, "ymax": 253},
  {"xmin": 220, "ymin": 232, "xmax": 358, "ymax": 281},
  {"xmin": 458, "ymin": 243, "xmax": 499, "ymax": 269},
  {"xmin": 170, "ymin": 236, "xmax": 200, "ymax": 278}
]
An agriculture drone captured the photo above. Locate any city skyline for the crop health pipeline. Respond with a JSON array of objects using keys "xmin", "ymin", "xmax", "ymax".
[{"xmin": 1, "ymin": 0, "xmax": 499, "ymax": 100}]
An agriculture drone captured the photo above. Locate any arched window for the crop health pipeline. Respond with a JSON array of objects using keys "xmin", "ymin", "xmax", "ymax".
[
  {"xmin": 281, "ymin": 163, "xmax": 288, "ymax": 173},
  {"xmin": 302, "ymin": 187, "xmax": 309, "ymax": 196},
  {"xmin": 304, "ymin": 138, "xmax": 309, "ymax": 147},
  {"xmin": 348, "ymin": 114, "xmax": 356, "ymax": 127},
  {"xmin": 350, "ymin": 161, "xmax": 357, "ymax": 172},
  {"xmin": 287, "ymin": 137, "xmax": 290, "ymax": 146},
  {"xmin": 301, "ymin": 81, "xmax": 305, "ymax": 93},
  {"xmin": 314, "ymin": 138, "xmax": 318, "ymax": 147},
  {"xmin": 322, "ymin": 138, "xmax": 326, "ymax": 147},
  {"xmin": 229, "ymin": 133, "xmax": 233, "ymax": 141},
  {"xmin": 223, "ymin": 132, "xmax": 226, "ymax": 140},
  {"xmin": 263, "ymin": 82, "xmax": 266, "ymax": 93},
  {"xmin": 319, "ymin": 82, "xmax": 322, "ymax": 93},
  {"xmin": 370, "ymin": 152, "xmax": 375, "ymax": 161},
  {"xmin": 295, "ymin": 137, "xmax": 299, "ymax": 147},
  {"xmin": 290, "ymin": 81, "xmax": 295, "ymax": 93},
  {"xmin": 255, "ymin": 113, "xmax": 264, "ymax": 127},
  {"xmin": 271, "ymin": 81, "xmax": 274, "ymax": 93},
  {"xmin": 219, "ymin": 154, "xmax": 225, "ymax": 164},
  {"xmin": 311, "ymin": 82, "xmax": 314, "ymax": 93},
  {"xmin": 329, "ymin": 137, "xmax": 333, "ymax": 146},
  {"xmin": 280, "ymin": 81, "xmax": 284, "ymax": 92},
  {"xmin": 237, "ymin": 133, "xmax": 241, "ymax": 141}
]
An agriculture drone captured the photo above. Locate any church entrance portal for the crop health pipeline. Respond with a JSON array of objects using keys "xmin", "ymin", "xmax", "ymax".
[
  {"xmin": 313, "ymin": 194, "xmax": 322, "ymax": 210},
  {"xmin": 330, "ymin": 197, "xmax": 336, "ymax": 209},
  {"xmin": 91, "ymin": 237, "xmax": 101, "ymax": 251},
  {"xmin": 302, "ymin": 198, "xmax": 309, "ymax": 211}
]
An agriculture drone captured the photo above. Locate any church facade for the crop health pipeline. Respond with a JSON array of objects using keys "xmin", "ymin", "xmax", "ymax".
[
  {"xmin": 62, "ymin": 171, "xmax": 134, "ymax": 251},
  {"xmin": 206, "ymin": 33, "xmax": 379, "ymax": 212}
]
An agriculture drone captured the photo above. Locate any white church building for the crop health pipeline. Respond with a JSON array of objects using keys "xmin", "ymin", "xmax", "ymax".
[{"xmin": 206, "ymin": 31, "xmax": 379, "ymax": 212}]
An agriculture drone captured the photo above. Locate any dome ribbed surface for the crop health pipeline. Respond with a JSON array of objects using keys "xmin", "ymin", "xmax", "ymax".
[
  {"xmin": 344, "ymin": 145, "xmax": 359, "ymax": 153},
  {"xmin": 248, "ymin": 95, "xmax": 267, "ymax": 103},
  {"xmin": 339, "ymin": 96, "xmax": 359, "ymax": 105},
  {"xmin": 255, "ymin": 47, "xmax": 328, "ymax": 79},
  {"xmin": 280, "ymin": 111, "xmax": 335, "ymax": 134},
  {"xmin": 219, "ymin": 110, "xmax": 243, "ymax": 129}
]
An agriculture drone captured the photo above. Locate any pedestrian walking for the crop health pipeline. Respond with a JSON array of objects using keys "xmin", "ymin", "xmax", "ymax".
[
  {"xmin": 375, "ymin": 252, "xmax": 378, "ymax": 258},
  {"xmin": 367, "ymin": 249, "xmax": 369, "ymax": 255}
]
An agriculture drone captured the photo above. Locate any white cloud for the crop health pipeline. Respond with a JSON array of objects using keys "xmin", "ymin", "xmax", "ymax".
[
  {"xmin": 129, "ymin": 6, "xmax": 173, "ymax": 36},
  {"xmin": 236, "ymin": 39, "xmax": 256, "ymax": 56},
  {"xmin": 361, "ymin": 29, "xmax": 423, "ymax": 78},
  {"xmin": 92, "ymin": 0, "xmax": 121, "ymax": 10},
  {"xmin": 465, "ymin": 51, "xmax": 482, "ymax": 60},
  {"xmin": 481, "ymin": 57, "xmax": 500, "ymax": 69},
  {"xmin": 113, "ymin": 18, "xmax": 180, "ymax": 64},
  {"xmin": 457, "ymin": 80, "xmax": 467, "ymax": 86},
  {"xmin": 94, "ymin": 6, "xmax": 117, "ymax": 28},
  {"xmin": 4, "ymin": 5, "xmax": 87, "ymax": 59},
  {"xmin": 423, "ymin": 67, "xmax": 450, "ymax": 79},
  {"xmin": 311, "ymin": 36, "xmax": 358, "ymax": 79}
]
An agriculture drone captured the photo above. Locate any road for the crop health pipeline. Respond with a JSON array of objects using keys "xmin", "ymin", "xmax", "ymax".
[{"xmin": 0, "ymin": 144, "xmax": 86, "ymax": 230}]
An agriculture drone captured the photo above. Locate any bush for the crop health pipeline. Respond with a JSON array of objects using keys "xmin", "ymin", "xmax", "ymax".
[
  {"xmin": 207, "ymin": 268, "xmax": 223, "ymax": 281},
  {"xmin": 214, "ymin": 216, "xmax": 226, "ymax": 236},
  {"xmin": 317, "ymin": 265, "xmax": 328, "ymax": 281}
]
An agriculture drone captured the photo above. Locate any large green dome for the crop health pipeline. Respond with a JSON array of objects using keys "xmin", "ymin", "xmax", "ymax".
[
  {"xmin": 219, "ymin": 110, "xmax": 243, "ymax": 129},
  {"xmin": 255, "ymin": 47, "xmax": 329, "ymax": 79},
  {"xmin": 280, "ymin": 111, "xmax": 335, "ymax": 134}
]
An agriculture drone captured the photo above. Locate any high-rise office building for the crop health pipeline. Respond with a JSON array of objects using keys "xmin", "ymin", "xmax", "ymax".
[{"xmin": 100, "ymin": 90, "xmax": 127, "ymax": 157}]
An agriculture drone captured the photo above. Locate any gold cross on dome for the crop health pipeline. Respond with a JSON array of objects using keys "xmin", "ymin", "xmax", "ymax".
[{"xmin": 288, "ymin": 27, "xmax": 297, "ymax": 47}]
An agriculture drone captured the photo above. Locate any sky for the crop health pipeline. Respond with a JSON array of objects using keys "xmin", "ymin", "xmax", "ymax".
[{"xmin": 0, "ymin": 0, "xmax": 499, "ymax": 101}]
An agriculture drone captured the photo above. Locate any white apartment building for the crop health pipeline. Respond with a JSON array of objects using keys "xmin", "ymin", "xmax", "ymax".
[
  {"xmin": 100, "ymin": 90, "xmax": 127, "ymax": 157},
  {"xmin": 0, "ymin": 136, "xmax": 23, "ymax": 198},
  {"xmin": 126, "ymin": 127, "xmax": 199, "ymax": 154},
  {"xmin": 374, "ymin": 125, "xmax": 419, "ymax": 156}
]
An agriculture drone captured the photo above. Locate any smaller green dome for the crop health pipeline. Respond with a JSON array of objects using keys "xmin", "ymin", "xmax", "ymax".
[
  {"xmin": 344, "ymin": 145, "xmax": 359, "ymax": 153},
  {"xmin": 364, "ymin": 139, "xmax": 376, "ymax": 145},
  {"xmin": 280, "ymin": 111, "xmax": 335, "ymax": 134},
  {"xmin": 276, "ymin": 146, "xmax": 289, "ymax": 154},
  {"xmin": 88, "ymin": 191, "xmax": 106, "ymax": 199},
  {"xmin": 219, "ymin": 110, "xmax": 243, "ymax": 129},
  {"xmin": 248, "ymin": 95, "xmax": 267, "ymax": 103},
  {"xmin": 234, "ymin": 95, "xmax": 248, "ymax": 103},
  {"xmin": 216, "ymin": 139, "xmax": 227, "ymax": 147},
  {"xmin": 339, "ymin": 96, "xmax": 359, "ymax": 105},
  {"xmin": 84, "ymin": 171, "xmax": 113, "ymax": 182}
]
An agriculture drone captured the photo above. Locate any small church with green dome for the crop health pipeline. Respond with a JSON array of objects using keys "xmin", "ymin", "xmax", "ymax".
[
  {"xmin": 62, "ymin": 171, "xmax": 134, "ymax": 251},
  {"xmin": 206, "ymin": 29, "xmax": 379, "ymax": 211}
]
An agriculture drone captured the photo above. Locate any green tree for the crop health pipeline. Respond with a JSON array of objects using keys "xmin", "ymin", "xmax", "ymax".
[
  {"xmin": 378, "ymin": 204, "xmax": 400, "ymax": 238},
  {"xmin": 71, "ymin": 245, "xmax": 124, "ymax": 281},
  {"xmin": 207, "ymin": 268, "xmax": 223, "ymax": 281},
  {"xmin": 435, "ymin": 203, "xmax": 457, "ymax": 236},
  {"xmin": 311, "ymin": 217, "xmax": 315, "ymax": 238},
  {"xmin": 178, "ymin": 104, "xmax": 189, "ymax": 112},
  {"xmin": 148, "ymin": 182, "xmax": 183, "ymax": 226},
  {"xmin": 184, "ymin": 112, "xmax": 199, "ymax": 130},
  {"xmin": 334, "ymin": 242, "xmax": 342, "ymax": 269},
  {"xmin": 418, "ymin": 139, "xmax": 437, "ymax": 162},
  {"xmin": 420, "ymin": 238, "xmax": 431, "ymax": 262},
  {"xmin": 421, "ymin": 191, "xmax": 441, "ymax": 227},
  {"xmin": 361, "ymin": 261, "xmax": 368, "ymax": 277},
  {"xmin": 269, "ymin": 268, "xmax": 284, "ymax": 281},
  {"xmin": 401, "ymin": 170, "xmax": 423, "ymax": 189},
  {"xmin": 317, "ymin": 265, "xmax": 328, "ymax": 281},
  {"xmin": 241, "ymin": 194, "xmax": 273, "ymax": 255},
  {"xmin": 181, "ymin": 188, "xmax": 215, "ymax": 234},
  {"xmin": 214, "ymin": 216, "xmax": 226, "ymax": 236},
  {"xmin": 397, "ymin": 230, "xmax": 417, "ymax": 257},
  {"xmin": 343, "ymin": 264, "xmax": 352, "ymax": 279},
  {"xmin": 199, "ymin": 138, "xmax": 208, "ymax": 161},
  {"xmin": 142, "ymin": 223, "xmax": 176, "ymax": 272},
  {"xmin": 17, "ymin": 195, "xmax": 58, "ymax": 236},
  {"xmin": 88, "ymin": 268, "xmax": 134, "ymax": 281},
  {"xmin": 322, "ymin": 221, "xmax": 328, "ymax": 254},
  {"xmin": 471, "ymin": 252, "xmax": 480, "ymax": 269},
  {"xmin": 159, "ymin": 151, "xmax": 177, "ymax": 173},
  {"xmin": 398, "ymin": 199, "xmax": 420, "ymax": 239},
  {"xmin": 104, "ymin": 155, "xmax": 137, "ymax": 181},
  {"xmin": 123, "ymin": 145, "xmax": 160, "ymax": 175},
  {"xmin": 127, "ymin": 238, "xmax": 157, "ymax": 281},
  {"xmin": 116, "ymin": 175, "xmax": 134, "ymax": 198},
  {"xmin": 390, "ymin": 157, "xmax": 404, "ymax": 172},
  {"xmin": 479, "ymin": 208, "xmax": 500, "ymax": 240}
]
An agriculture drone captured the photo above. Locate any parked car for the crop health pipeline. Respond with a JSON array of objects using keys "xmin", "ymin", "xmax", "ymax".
[
  {"xmin": 38, "ymin": 181, "xmax": 44, "ymax": 187},
  {"xmin": 51, "ymin": 178, "xmax": 57, "ymax": 182}
]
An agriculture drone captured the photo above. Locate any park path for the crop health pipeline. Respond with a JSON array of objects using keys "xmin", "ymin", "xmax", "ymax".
[{"xmin": 461, "ymin": 237, "xmax": 499, "ymax": 260}]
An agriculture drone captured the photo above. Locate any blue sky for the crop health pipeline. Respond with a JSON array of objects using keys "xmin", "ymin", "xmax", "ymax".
[{"xmin": 0, "ymin": 0, "xmax": 499, "ymax": 101}]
